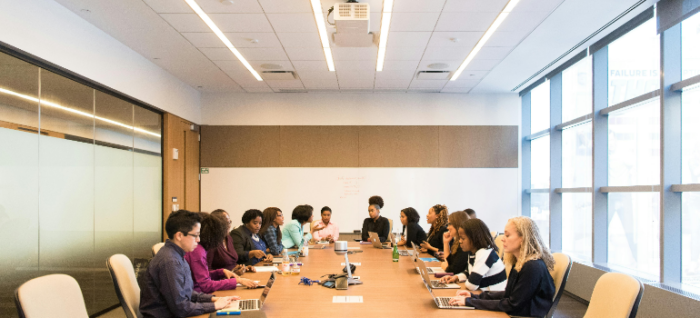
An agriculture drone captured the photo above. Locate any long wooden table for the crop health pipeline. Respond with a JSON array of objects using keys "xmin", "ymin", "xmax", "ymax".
[{"xmin": 190, "ymin": 243, "xmax": 508, "ymax": 318}]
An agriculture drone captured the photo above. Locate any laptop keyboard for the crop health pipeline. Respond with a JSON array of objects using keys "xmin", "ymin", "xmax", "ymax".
[
  {"xmin": 431, "ymin": 280, "xmax": 447, "ymax": 288},
  {"xmin": 427, "ymin": 267, "xmax": 434, "ymax": 274},
  {"xmin": 239, "ymin": 299, "xmax": 258, "ymax": 311}
]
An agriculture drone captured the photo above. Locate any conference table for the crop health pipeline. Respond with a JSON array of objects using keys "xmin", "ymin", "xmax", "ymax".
[{"xmin": 190, "ymin": 242, "xmax": 508, "ymax": 318}]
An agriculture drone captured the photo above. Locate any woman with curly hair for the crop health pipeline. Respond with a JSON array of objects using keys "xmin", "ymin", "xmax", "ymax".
[
  {"xmin": 420, "ymin": 204, "xmax": 449, "ymax": 256},
  {"xmin": 361, "ymin": 195, "xmax": 391, "ymax": 242},
  {"xmin": 184, "ymin": 212, "xmax": 258, "ymax": 293},
  {"xmin": 448, "ymin": 216, "xmax": 555, "ymax": 317}
]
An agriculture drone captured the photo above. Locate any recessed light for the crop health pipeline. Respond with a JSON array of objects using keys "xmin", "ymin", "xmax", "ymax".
[
  {"xmin": 80, "ymin": 9, "xmax": 91, "ymax": 13},
  {"xmin": 153, "ymin": 57, "xmax": 161, "ymax": 60}
]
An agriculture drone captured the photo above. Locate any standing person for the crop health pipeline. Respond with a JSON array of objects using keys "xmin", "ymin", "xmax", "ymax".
[
  {"xmin": 139, "ymin": 210, "xmax": 238, "ymax": 317},
  {"xmin": 311, "ymin": 206, "xmax": 340, "ymax": 243},
  {"xmin": 209, "ymin": 209, "xmax": 252, "ymax": 275},
  {"xmin": 439, "ymin": 211, "xmax": 470, "ymax": 274},
  {"xmin": 260, "ymin": 207, "xmax": 285, "ymax": 255},
  {"xmin": 448, "ymin": 216, "xmax": 555, "ymax": 317},
  {"xmin": 439, "ymin": 218, "xmax": 507, "ymax": 291},
  {"xmin": 420, "ymin": 204, "xmax": 449, "ymax": 256},
  {"xmin": 361, "ymin": 195, "xmax": 391, "ymax": 242},
  {"xmin": 231, "ymin": 209, "xmax": 273, "ymax": 265},
  {"xmin": 281, "ymin": 204, "xmax": 319, "ymax": 248},
  {"xmin": 396, "ymin": 207, "xmax": 426, "ymax": 248},
  {"xmin": 185, "ymin": 213, "xmax": 258, "ymax": 293}
]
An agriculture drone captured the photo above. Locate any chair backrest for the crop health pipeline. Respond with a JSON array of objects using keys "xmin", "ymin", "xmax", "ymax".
[
  {"xmin": 387, "ymin": 218, "xmax": 394, "ymax": 239},
  {"xmin": 107, "ymin": 254, "xmax": 142, "ymax": 318},
  {"xmin": 546, "ymin": 253, "xmax": 573, "ymax": 318},
  {"xmin": 494, "ymin": 234, "xmax": 505, "ymax": 259},
  {"xmin": 152, "ymin": 242, "xmax": 165, "ymax": 256},
  {"xmin": 15, "ymin": 274, "xmax": 89, "ymax": 318},
  {"xmin": 491, "ymin": 231, "xmax": 497, "ymax": 239},
  {"xmin": 584, "ymin": 272, "xmax": 644, "ymax": 318}
]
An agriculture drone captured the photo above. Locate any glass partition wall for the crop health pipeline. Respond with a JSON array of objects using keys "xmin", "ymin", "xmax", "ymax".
[{"xmin": 0, "ymin": 51, "xmax": 162, "ymax": 317}]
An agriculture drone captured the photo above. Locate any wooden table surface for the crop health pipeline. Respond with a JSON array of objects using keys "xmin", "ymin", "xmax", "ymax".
[{"xmin": 190, "ymin": 243, "xmax": 508, "ymax": 318}]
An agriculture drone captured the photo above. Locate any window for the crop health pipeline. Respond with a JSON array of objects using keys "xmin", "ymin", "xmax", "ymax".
[
  {"xmin": 562, "ymin": 56, "xmax": 592, "ymax": 122},
  {"xmin": 682, "ymin": 12, "xmax": 700, "ymax": 80},
  {"xmin": 531, "ymin": 82, "xmax": 550, "ymax": 133},
  {"xmin": 531, "ymin": 135, "xmax": 550, "ymax": 245},
  {"xmin": 562, "ymin": 123, "xmax": 592, "ymax": 188},
  {"xmin": 562, "ymin": 193, "xmax": 592, "ymax": 261},
  {"xmin": 682, "ymin": 84, "xmax": 700, "ymax": 288},
  {"xmin": 531, "ymin": 193, "xmax": 550, "ymax": 247},
  {"xmin": 608, "ymin": 19, "xmax": 660, "ymax": 105},
  {"xmin": 608, "ymin": 192, "xmax": 660, "ymax": 278}
]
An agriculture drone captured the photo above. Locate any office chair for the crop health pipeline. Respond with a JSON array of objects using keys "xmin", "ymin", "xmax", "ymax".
[
  {"xmin": 545, "ymin": 253, "xmax": 573, "ymax": 318},
  {"xmin": 107, "ymin": 254, "xmax": 142, "ymax": 318},
  {"xmin": 15, "ymin": 274, "xmax": 89, "ymax": 318},
  {"xmin": 583, "ymin": 272, "xmax": 644, "ymax": 318},
  {"xmin": 152, "ymin": 242, "xmax": 165, "ymax": 256}
]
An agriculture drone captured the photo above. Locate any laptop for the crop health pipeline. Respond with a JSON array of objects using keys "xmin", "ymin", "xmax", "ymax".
[
  {"xmin": 410, "ymin": 243, "xmax": 445, "ymax": 275},
  {"xmin": 368, "ymin": 231, "xmax": 392, "ymax": 249},
  {"xmin": 416, "ymin": 265, "xmax": 474, "ymax": 310},
  {"xmin": 219, "ymin": 273, "xmax": 276, "ymax": 312},
  {"xmin": 416, "ymin": 259, "xmax": 459, "ymax": 289}
]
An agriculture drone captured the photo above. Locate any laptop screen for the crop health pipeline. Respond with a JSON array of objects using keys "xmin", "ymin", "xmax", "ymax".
[{"xmin": 258, "ymin": 273, "xmax": 276, "ymax": 307}]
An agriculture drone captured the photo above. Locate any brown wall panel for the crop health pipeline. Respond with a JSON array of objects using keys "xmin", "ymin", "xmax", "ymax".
[
  {"xmin": 201, "ymin": 126, "xmax": 280, "ymax": 167},
  {"xmin": 358, "ymin": 126, "xmax": 439, "ymax": 167},
  {"xmin": 280, "ymin": 126, "xmax": 359, "ymax": 167},
  {"xmin": 438, "ymin": 126, "xmax": 518, "ymax": 168}
]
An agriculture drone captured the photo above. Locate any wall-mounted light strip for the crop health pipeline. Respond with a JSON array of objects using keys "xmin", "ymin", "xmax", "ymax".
[
  {"xmin": 376, "ymin": 0, "xmax": 394, "ymax": 71},
  {"xmin": 183, "ymin": 0, "xmax": 262, "ymax": 81},
  {"xmin": 0, "ymin": 87, "xmax": 161, "ymax": 137},
  {"xmin": 450, "ymin": 0, "xmax": 521, "ymax": 81},
  {"xmin": 310, "ymin": 0, "xmax": 335, "ymax": 71}
]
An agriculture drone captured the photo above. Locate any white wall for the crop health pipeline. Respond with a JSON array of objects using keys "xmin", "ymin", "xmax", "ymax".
[
  {"xmin": 201, "ymin": 93, "xmax": 519, "ymax": 126},
  {"xmin": 0, "ymin": 0, "xmax": 201, "ymax": 123}
]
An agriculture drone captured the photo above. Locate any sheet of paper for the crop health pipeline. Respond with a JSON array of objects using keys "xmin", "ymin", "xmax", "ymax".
[
  {"xmin": 236, "ymin": 280, "xmax": 260, "ymax": 287},
  {"xmin": 420, "ymin": 257, "xmax": 440, "ymax": 262},
  {"xmin": 341, "ymin": 262, "xmax": 361, "ymax": 266},
  {"xmin": 332, "ymin": 296, "xmax": 364, "ymax": 303},
  {"xmin": 254, "ymin": 266, "xmax": 279, "ymax": 272}
]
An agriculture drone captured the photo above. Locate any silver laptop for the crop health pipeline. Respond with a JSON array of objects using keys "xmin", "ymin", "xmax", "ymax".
[
  {"xmin": 417, "ymin": 258, "xmax": 459, "ymax": 289},
  {"xmin": 220, "ymin": 273, "xmax": 276, "ymax": 312},
  {"xmin": 410, "ymin": 243, "xmax": 445, "ymax": 275},
  {"xmin": 417, "ymin": 265, "xmax": 474, "ymax": 310},
  {"xmin": 368, "ymin": 231, "xmax": 392, "ymax": 249}
]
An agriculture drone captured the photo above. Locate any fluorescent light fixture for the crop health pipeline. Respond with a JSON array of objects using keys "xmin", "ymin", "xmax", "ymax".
[
  {"xmin": 311, "ymin": 0, "xmax": 335, "ymax": 71},
  {"xmin": 0, "ymin": 87, "xmax": 161, "ymax": 138},
  {"xmin": 376, "ymin": 0, "xmax": 394, "ymax": 71},
  {"xmin": 183, "ymin": 0, "xmax": 262, "ymax": 81},
  {"xmin": 450, "ymin": 0, "xmax": 520, "ymax": 81}
]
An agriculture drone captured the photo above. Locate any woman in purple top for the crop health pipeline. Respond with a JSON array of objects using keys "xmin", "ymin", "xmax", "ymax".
[
  {"xmin": 185, "ymin": 212, "xmax": 258, "ymax": 293},
  {"xmin": 208, "ymin": 209, "xmax": 255, "ymax": 274}
]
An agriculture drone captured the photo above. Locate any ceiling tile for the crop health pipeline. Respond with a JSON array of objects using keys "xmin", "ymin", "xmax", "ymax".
[
  {"xmin": 465, "ymin": 59, "xmax": 502, "ymax": 71},
  {"xmin": 384, "ymin": 46, "xmax": 425, "ymax": 60},
  {"xmin": 224, "ymin": 70, "xmax": 268, "ymax": 86},
  {"xmin": 444, "ymin": 79, "xmax": 481, "ymax": 88},
  {"xmin": 417, "ymin": 60, "xmax": 461, "ymax": 71},
  {"xmin": 291, "ymin": 60, "xmax": 330, "ymax": 71},
  {"xmin": 441, "ymin": 87, "xmax": 474, "ymax": 93},
  {"xmin": 286, "ymin": 47, "xmax": 325, "ymax": 61},
  {"xmin": 409, "ymin": 80, "xmax": 448, "ymax": 89},
  {"xmin": 334, "ymin": 60, "xmax": 376, "ymax": 71},
  {"xmin": 266, "ymin": 79, "xmax": 304, "ymax": 88},
  {"xmin": 143, "ymin": 0, "xmax": 191, "ymax": 13},
  {"xmin": 474, "ymin": 46, "xmax": 513, "ymax": 60},
  {"xmin": 382, "ymin": 60, "xmax": 420, "ymax": 71},
  {"xmin": 199, "ymin": 47, "xmax": 237, "ymax": 60},
  {"xmin": 374, "ymin": 79, "xmax": 411, "ymax": 88},
  {"xmin": 257, "ymin": 0, "xmax": 312, "ymax": 13},
  {"xmin": 427, "ymin": 32, "xmax": 481, "ymax": 48},
  {"xmin": 199, "ymin": 0, "xmax": 264, "ymax": 13},
  {"xmin": 516, "ymin": 0, "xmax": 565, "ymax": 12},
  {"xmin": 277, "ymin": 33, "xmax": 322, "ymax": 48},
  {"xmin": 243, "ymin": 87, "xmax": 274, "ymax": 93},
  {"xmin": 331, "ymin": 47, "xmax": 378, "ymax": 61},
  {"xmin": 422, "ymin": 47, "xmax": 471, "ymax": 61},
  {"xmin": 237, "ymin": 47, "xmax": 289, "ymax": 60},
  {"xmin": 369, "ymin": 12, "xmax": 381, "ymax": 32},
  {"xmin": 434, "ymin": 11, "xmax": 500, "ymax": 32},
  {"xmin": 213, "ymin": 60, "xmax": 246, "ymax": 71},
  {"xmin": 453, "ymin": 70, "xmax": 489, "ymax": 80},
  {"xmin": 225, "ymin": 33, "xmax": 283, "ymax": 48},
  {"xmin": 161, "ymin": 14, "xmax": 210, "ymax": 32},
  {"xmin": 393, "ymin": 0, "xmax": 446, "ymax": 12},
  {"xmin": 390, "ymin": 12, "xmax": 441, "ymax": 32},
  {"xmin": 267, "ymin": 13, "xmax": 317, "ymax": 33},
  {"xmin": 488, "ymin": 31, "xmax": 530, "ymax": 47},
  {"xmin": 386, "ymin": 32, "xmax": 432, "ymax": 47},
  {"xmin": 296, "ymin": 70, "xmax": 338, "ymax": 80},
  {"xmin": 338, "ymin": 78, "xmax": 375, "ymax": 89},
  {"xmin": 498, "ymin": 10, "xmax": 551, "ymax": 32},
  {"xmin": 301, "ymin": 79, "xmax": 339, "ymax": 89},
  {"xmin": 336, "ymin": 70, "xmax": 375, "ymax": 80},
  {"xmin": 375, "ymin": 70, "xmax": 415, "ymax": 80},
  {"xmin": 209, "ymin": 14, "xmax": 274, "ymax": 32},
  {"xmin": 442, "ymin": 0, "xmax": 508, "ymax": 12},
  {"xmin": 182, "ymin": 32, "xmax": 224, "ymax": 48},
  {"xmin": 247, "ymin": 60, "xmax": 295, "ymax": 71}
]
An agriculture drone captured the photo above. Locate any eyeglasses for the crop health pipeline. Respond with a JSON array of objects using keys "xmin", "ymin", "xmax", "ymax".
[{"xmin": 184, "ymin": 232, "xmax": 200, "ymax": 239}]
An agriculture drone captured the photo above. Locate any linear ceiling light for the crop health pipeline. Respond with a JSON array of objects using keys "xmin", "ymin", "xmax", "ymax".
[
  {"xmin": 310, "ymin": 0, "xmax": 335, "ymax": 71},
  {"xmin": 0, "ymin": 87, "xmax": 161, "ymax": 137},
  {"xmin": 376, "ymin": 0, "xmax": 394, "ymax": 71},
  {"xmin": 184, "ymin": 0, "xmax": 262, "ymax": 81},
  {"xmin": 450, "ymin": 0, "xmax": 521, "ymax": 81}
]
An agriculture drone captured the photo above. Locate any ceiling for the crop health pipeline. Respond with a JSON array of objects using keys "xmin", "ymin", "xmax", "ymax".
[{"xmin": 52, "ymin": 0, "xmax": 648, "ymax": 94}]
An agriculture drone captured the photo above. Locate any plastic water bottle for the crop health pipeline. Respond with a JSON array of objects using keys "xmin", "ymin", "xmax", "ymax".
[
  {"xmin": 302, "ymin": 239, "xmax": 309, "ymax": 257},
  {"xmin": 392, "ymin": 242, "xmax": 399, "ymax": 262},
  {"xmin": 281, "ymin": 249, "xmax": 291, "ymax": 276}
]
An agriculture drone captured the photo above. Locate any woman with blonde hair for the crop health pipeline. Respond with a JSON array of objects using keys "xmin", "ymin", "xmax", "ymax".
[
  {"xmin": 420, "ymin": 204, "xmax": 449, "ymax": 257},
  {"xmin": 448, "ymin": 216, "xmax": 555, "ymax": 317}
]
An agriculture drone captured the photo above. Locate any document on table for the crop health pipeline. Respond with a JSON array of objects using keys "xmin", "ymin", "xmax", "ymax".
[
  {"xmin": 236, "ymin": 281, "xmax": 259, "ymax": 287},
  {"xmin": 254, "ymin": 266, "xmax": 279, "ymax": 272},
  {"xmin": 341, "ymin": 262, "xmax": 361, "ymax": 266},
  {"xmin": 333, "ymin": 296, "xmax": 363, "ymax": 303}
]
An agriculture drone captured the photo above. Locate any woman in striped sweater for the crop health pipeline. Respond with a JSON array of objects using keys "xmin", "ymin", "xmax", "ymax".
[{"xmin": 439, "ymin": 218, "xmax": 507, "ymax": 291}]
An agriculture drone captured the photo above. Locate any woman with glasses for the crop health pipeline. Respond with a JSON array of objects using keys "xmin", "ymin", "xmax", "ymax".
[{"xmin": 208, "ymin": 209, "xmax": 253, "ymax": 274}]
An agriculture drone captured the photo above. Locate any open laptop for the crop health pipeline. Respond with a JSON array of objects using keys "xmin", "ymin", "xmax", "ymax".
[
  {"xmin": 416, "ymin": 258, "xmax": 459, "ymax": 289},
  {"xmin": 368, "ymin": 231, "xmax": 392, "ymax": 249},
  {"xmin": 410, "ymin": 244, "xmax": 445, "ymax": 275},
  {"xmin": 219, "ymin": 273, "xmax": 276, "ymax": 312},
  {"xmin": 416, "ymin": 265, "xmax": 474, "ymax": 310}
]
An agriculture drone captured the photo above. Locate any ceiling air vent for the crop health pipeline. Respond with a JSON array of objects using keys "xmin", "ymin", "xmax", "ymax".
[
  {"xmin": 261, "ymin": 71, "xmax": 296, "ymax": 80},
  {"xmin": 416, "ymin": 71, "xmax": 451, "ymax": 80}
]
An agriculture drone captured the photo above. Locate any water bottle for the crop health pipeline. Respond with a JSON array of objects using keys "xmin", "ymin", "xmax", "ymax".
[
  {"xmin": 281, "ymin": 249, "xmax": 291, "ymax": 276},
  {"xmin": 392, "ymin": 242, "xmax": 399, "ymax": 262},
  {"xmin": 301, "ymin": 239, "xmax": 309, "ymax": 257}
]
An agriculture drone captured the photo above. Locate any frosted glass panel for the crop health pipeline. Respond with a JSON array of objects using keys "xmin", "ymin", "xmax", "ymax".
[
  {"xmin": 134, "ymin": 106, "xmax": 162, "ymax": 154},
  {"xmin": 95, "ymin": 91, "xmax": 133, "ymax": 148},
  {"xmin": 95, "ymin": 145, "xmax": 133, "ymax": 262},
  {"xmin": 134, "ymin": 152, "xmax": 163, "ymax": 258},
  {"xmin": 0, "ymin": 53, "xmax": 38, "ymax": 128},
  {"xmin": 39, "ymin": 70, "xmax": 94, "ymax": 139}
]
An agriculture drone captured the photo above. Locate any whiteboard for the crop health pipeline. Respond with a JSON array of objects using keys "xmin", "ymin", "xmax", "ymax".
[{"xmin": 201, "ymin": 168, "xmax": 519, "ymax": 234}]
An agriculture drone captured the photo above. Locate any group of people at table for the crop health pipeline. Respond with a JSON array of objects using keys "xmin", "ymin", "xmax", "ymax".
[{"xmin": 140, "ymin": 195, "xmax": 556, "ymax": 318}]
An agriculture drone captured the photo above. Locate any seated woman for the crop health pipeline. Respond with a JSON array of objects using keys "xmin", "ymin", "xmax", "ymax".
[
  {"xmin": 311, "ymin": 206, "xmax": 340, "ymax": 243},
  {"xmin": 208, "ymin": 209, "xmax": 253, "ymax": 275},
  {"xmin": 361, "ymin": 196, "xmax": 391, "ymax": 242},
  {"xmin": 231, "ymin": 209, "xmax": 273, "ymax": 265},
  {"xmin": 448, "ymin": 216, "xmax": 555, "ymax": 317},
  {"xmin": 184, "ymin": 212, "xmax": 258, "ymax": 293},
  {"xmin": 420, "ymin": 204, "xmax": 449, "ymax": 256},
  {"xmin": 281, "ymin": 205, "xmax": 317, "ymax": 248},
  {"xmin": 439, "ymin": 210, "xmax": 470, "ymax": 274},
  {"xmin": 396, "ymin": 207, "xmax": 426, "ymax": 248},
  {"xmin": 439, "ymin": 218, "xmax": 507, "ymax": 291},
  {"xmin": 260, "ymin": 207, "xmax": 285, "ymax": 256}
]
